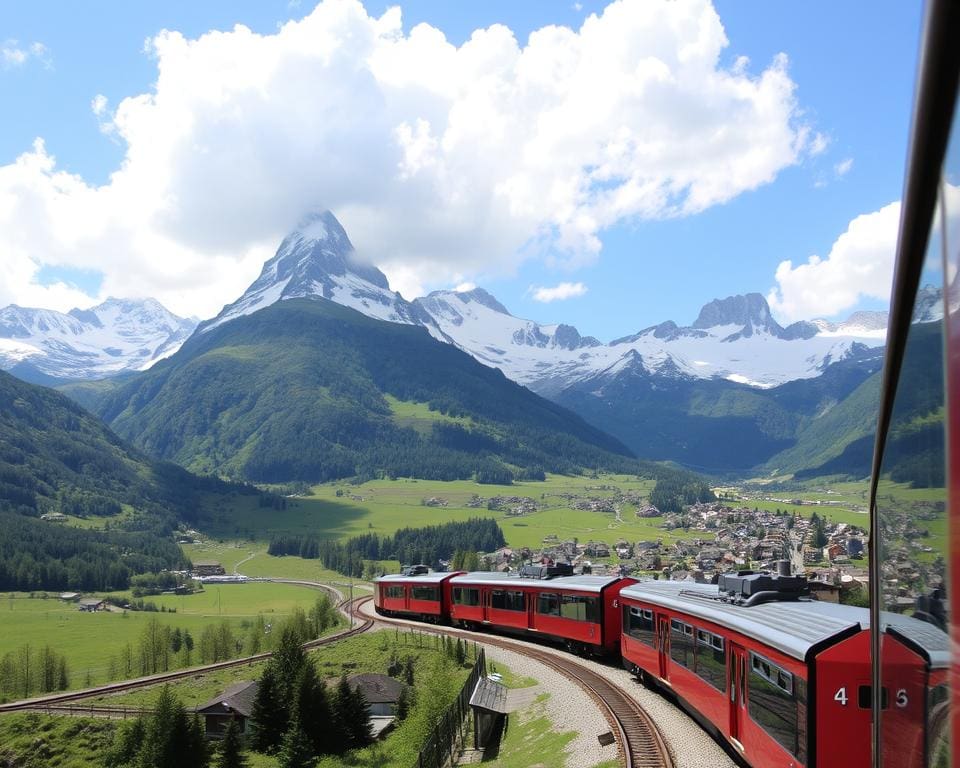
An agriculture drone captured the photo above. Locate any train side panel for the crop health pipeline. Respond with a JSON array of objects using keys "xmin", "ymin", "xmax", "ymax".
[{"xmin": 621, "ymin": 593, "xmax": 810, "ymax": 768}]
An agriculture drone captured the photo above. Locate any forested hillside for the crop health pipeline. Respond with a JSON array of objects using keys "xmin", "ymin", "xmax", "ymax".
[
  {"xmin": 0, "ymin": 370, "xmax": 255, "ymax": 590},
  {"xmin": 92, "ymin": 299, "xmax": 637, "ymax": 484}
]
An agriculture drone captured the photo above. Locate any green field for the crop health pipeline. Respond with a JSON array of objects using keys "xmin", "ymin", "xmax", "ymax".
[
  {"xmin": 0, "ymin": 581, "xmax": 331, "ymax": 695},
  {"xmin": 195, "ymin": 473, "xmax": 698, "ymax": 552}
]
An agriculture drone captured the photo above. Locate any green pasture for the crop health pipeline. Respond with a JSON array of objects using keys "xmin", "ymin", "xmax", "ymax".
[
  {"xmin": 0, "ymin": 581, "xmax": 325, "ymax": 694},
  {"xmin": 197, "ymin": 473, "xmax": 679, "ymax": 552}
]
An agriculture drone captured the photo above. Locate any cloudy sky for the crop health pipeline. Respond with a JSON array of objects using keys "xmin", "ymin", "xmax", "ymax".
[{"xmin": 0, "ymin": 0, "xmax": 927, "ymax": 338}]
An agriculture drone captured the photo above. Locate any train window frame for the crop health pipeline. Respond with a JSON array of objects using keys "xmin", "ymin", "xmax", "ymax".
[
  {"xmin": 411, "ymin": 585, "xmax": 439, "ymax": 602},
  {"xmin": 537, "ymin": 593, "xmax": 561, "ymax": 616},
  {"xmin": 670, "ymin": 619, "xmax": 694, "ymax": 669},
  {"xmin": 452, "ymin": 587, "xmax": 480, "ymax": 606},
  {"xmin": 747, "ymin": 651, "xmax": 805, "ymax": 761},
  {"xmin": 624, "ymin": 605, "xmax": 655, "ymax": 646},
  {"xmin": 694, "ymin": 628, "xmax": 726, "ymax": 691},
  {"xmin": 491, "ymin": 589, "xmax": 526, "ymax": 612},
  {"xmin": 384, "ymin": 585, "xmax": 405, "ymax": 600},
  {"xmin": 559, "ymin": 594, "xmax": 600, "ymax": 623}
]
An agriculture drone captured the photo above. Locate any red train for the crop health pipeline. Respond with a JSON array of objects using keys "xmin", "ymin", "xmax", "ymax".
[
  {"xmin": 374, "ymin": 567, "xmax": 634, "ymax": 656},
  {"xmin": 620, "ymin": 575, "xmax": 947, "ymax": 768},
  {"xmin": 375, "ymin": 568, "xmax": 948, "ymax": 768}
]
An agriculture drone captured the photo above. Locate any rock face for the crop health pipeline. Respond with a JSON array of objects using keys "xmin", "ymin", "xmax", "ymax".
[
  {"xmin": 0, "ymin": 298, "xmax": 196, "ymax": 382},
  {"xmin": 198, "ymin": 210, "xmax": 428, "ymax": 334}
]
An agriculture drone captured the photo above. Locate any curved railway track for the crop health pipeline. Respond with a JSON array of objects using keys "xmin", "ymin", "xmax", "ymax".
[
  {"xmin": 0, "ymin": 592, "xmax": 372, "ymax": 714},
  {"xmin": 0, "ymin": 588, "xmax": 672, "ymax": 768},
  {"xmin": 369, "ymin": 605, "xmax": 673, "ymax": 768}
]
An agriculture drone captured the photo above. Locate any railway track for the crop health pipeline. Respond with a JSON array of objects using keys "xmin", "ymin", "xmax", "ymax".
[
  {"xmin": 0, "ymin": 593, "xmax": 372, "ymax": 714},
  {"xmin": 368, "ymin": 606, "xmax": 673, "ymax": 768}
]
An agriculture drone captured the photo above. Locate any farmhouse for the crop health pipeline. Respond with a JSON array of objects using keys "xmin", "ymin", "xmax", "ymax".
[
  {"xmin": 196, "ymin": 680, "xmax": 258, "ymax": 739},
  {"xmin": 192, "ymin": 560, "xmax": 226, "ymax": 577},
  {"xmin": 78, "ymin": 598, "xmax": 106, "ymax": 612}
]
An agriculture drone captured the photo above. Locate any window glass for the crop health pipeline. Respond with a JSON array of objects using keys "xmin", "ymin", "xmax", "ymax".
[
  {"xmin": 537, "ymin": 593, "xmax": 560, "ymax": 616},
  {"xmin": 624, "ymin": 606, "xmax": 655, "ymax": 646},
  {"xmin": 694, "ymin": 629, "xmax": 726, "ymax": 691},
  {"xmin": 748, "ymin": 653, "xmax": 805, "ymax": 762},
  {"xmin": 411, "ymin": 586, "xmax": 439, "ymax": 601},
  {"xmin": 670, "ymin": 620, "xmax": 693, "ymax": 668},
  {"xmin": 491, "ymin": 590, "xmax": 525, "ymax": 611},
  {"xmin": 453, "ymin": 587, "xmax": 480, "ymax": 606},
  {"xmin": 385, "ymin": 585, "xmax": 405, "ymax": 599},
  {"xmin": 560, "ymin": 594, "xmax": 600, "ymax": 622}
]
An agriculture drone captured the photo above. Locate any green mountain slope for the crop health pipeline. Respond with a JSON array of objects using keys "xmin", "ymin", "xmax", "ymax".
[
  {"xmin": 0, "ymin": 370, "xmax": 254, "ymax": 591},
  {"xmin": 93, "ymin": 299, "xmax": 636, "ymax": 483},
  {"xmin": 555, "ymin": 350, "xmax": 884, "ymax": 475}
]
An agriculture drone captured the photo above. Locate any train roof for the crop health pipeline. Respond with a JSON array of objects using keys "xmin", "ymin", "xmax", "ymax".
[
  {"xmin": 375, "ymin": 571, "xmax": 462, "ymax": 584},
  {"xmin": 621, "ymin": 581, "xmax": 948, "ymax": 667},
  {"xmin": 450, "ymin": 572, "xmax": 623, "ymax": 594}
]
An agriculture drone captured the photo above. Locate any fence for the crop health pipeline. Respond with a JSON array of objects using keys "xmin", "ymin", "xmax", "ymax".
[{"xmin": 415, "ymin": 647, "xmax": 487, "ymax": 768}]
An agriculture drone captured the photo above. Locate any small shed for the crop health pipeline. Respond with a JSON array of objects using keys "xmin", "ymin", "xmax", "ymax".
[
  {"xmin": 469, "ymin": 676, "xmax": 509, "ymax": 749},
  {"xmin": 196, "ymin": 681, "xmax": 259, "ymax": 739},
  {"xmin": 78, "ymin": 598, "xmax": 106, "ymax": 612}
]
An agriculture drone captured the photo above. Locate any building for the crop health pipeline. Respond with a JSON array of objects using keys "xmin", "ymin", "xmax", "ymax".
[
  {"xmin": 196, "ymin": 681, "xmax": 258, "ymax": 739},
  {"xmin": 192, "ymin": 560, "xmax": 226, "ymax": 577},
  {"xmin": 78, "ymin": 598, "xmax": 106, "ymax": 612}
]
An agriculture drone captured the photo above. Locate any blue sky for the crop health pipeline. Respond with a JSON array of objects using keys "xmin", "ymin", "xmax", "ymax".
[{"xmin": 0, "ymin": 1, "xmax": 924, "ymax": 339}]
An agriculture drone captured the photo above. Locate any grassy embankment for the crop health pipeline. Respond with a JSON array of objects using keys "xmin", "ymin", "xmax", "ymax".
[{"xmin": 0, "ymin": 581, "xmax": 336, "ymax": 695}]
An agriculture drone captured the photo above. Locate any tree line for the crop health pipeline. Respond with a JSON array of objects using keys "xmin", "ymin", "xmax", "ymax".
[
  {"xmin": 269, "ymin": 518, "xmax": 506, "ymax": 576},
  {"xmin": 0, "ymin": 644, "xmax": 69, "ymax": 699}
]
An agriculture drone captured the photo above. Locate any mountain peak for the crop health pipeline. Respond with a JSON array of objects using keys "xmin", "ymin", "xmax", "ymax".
[
  {"xmin": 692, "ymin": 293, "xmax": 777, "ymax": 330},
  {"xmin": 199, "ymin": 209, "xmax": 422, "ymax": 333}
]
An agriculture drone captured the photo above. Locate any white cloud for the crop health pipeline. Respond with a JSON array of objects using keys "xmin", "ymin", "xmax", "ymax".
[
  {"xmin": 91, "ymin": 94, "xmax": 108, "ymax": 116},
  {"xmin": 0, "ymin": 0, "xmax": 812, "ymax": 318},
  {"xmin": 531, "ymin": 281, "xmax": 588, "ymax": 302},
  {"xmin": 767, "ymin": 201, "xmax": 901, "ymax": 322},
  {"xmin": 835, "ymin": 157, "xmax": 853, "ymax": 177},
  {"xmin": 454, "ymin": 282, "xmax": 476, "ymax": 293},
  {"xmin": 809, "ymin": 132, "xmax": 829, "ymax": 156},
  {"xmin": 2, "ymin": 40, "xmax": 51, "ymax": 69}
]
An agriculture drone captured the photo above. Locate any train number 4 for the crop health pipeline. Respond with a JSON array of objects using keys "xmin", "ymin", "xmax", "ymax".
[{"xmin": 834, "ymin": 687, "xmax": 848, "ymax": 706}]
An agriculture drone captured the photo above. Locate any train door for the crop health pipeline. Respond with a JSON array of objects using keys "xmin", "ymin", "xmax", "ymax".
[
  {"xmin": 656, "ymin": 615, "xmax": 670, "ymax": 680},
  {"xmin": 729, "ymin": 643, "xmax": 748, "ymax": 755},
  {"xmin": 481, "ymin": 587, "xmax": 490, "ymax": 624}
]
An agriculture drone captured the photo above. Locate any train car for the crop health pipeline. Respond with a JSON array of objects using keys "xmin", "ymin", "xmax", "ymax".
[
  {"xmin": 620, "ymin": 576, "xmax": 948, "ymax": 768},
  {"xmin": 449, "ymin": 570, "xmax": 634, "ymax": 656},
  {"xmin": 373, "ymin": 570, "xmax": 464, "ymax": 622}
]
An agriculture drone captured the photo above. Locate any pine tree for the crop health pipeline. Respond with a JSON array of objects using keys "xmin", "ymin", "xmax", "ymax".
[
  {"xmin": 217, "ymin": 719, "xmax": 247, "ymax": 768},
  {"xmin": 294, "ymin": 661, "xmax": 334, "ymax": 757},
  {"xmin": 277, "ymin": 715, "xmax": 315, "ymax": 768},
  {"xmin": 395, "ymin": 686, "xmax": 411, "ymax": 721},
  {"xmin": 251, "ymin": 664, "xmax": 287, "ymax": 753}
]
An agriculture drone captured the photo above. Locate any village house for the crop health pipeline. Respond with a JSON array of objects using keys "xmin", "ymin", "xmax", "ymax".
[
  {"xmin": 197, "ymin": 681, "xmax": 258, "ymax": 739},
  {"xmin": 192, "ymin": 560, "xmax": 226, "ymax": 577},
  {"xmin": 78, "ymin": 598, "xmax": 106, "ymax": 612}
]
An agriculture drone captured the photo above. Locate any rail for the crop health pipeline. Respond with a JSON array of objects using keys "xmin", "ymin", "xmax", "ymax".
[{"xmin": 0, "ymin": 591, "xmax": 372, "ymax": 713}]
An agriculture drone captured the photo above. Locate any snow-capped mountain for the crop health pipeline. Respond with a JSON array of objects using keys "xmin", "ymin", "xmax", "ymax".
[
  {"xmin": 0, "ymin": 298, "xmax": 197, "ymax": 381},
  {"xmin": 199, "ymin": 210, "xmax": 429, "ymax": 334},
  {"xmin": 411, "ymin": 288, "xmax": 886, "ymax": 393}
]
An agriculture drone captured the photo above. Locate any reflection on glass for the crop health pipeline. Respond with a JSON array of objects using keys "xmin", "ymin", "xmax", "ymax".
[{"xmin": 875, "ymin": 184, "xmax": 952, "ymax": 765}]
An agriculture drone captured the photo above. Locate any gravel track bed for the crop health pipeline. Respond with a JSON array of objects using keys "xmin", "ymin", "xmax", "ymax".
[{"xmin": 359, "ymin": 601, "xmax": 733, "ymax": 768}]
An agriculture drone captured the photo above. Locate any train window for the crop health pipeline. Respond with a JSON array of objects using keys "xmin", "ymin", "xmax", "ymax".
[
  {"xmin": 411, "ymin": 586, "xmax": 439, "ymax": 601},
  {"xmin": 491, "ymin": 590, "xmax": 525, "ymax": 611},
  {"xmin": 385, "ymin": 585, "xmax": 405, "ymax": 599},
  {"xmin": 748, "ymin": 652, "xmax": 805, "ymax": 761},
  {"xmin": 537, "ymin": 593, "xmax": 560, "ymax": 616},
  {"xmin": 858, "ymin": 685, "xmax": 889, "ymax": 710},
  {"xmin": 670, "ymin": 620, "xmax": 693, "ymax": 668},
  {"xmin": 560, "ymin": 594, "xmax": 600, "ymax": 622},
  {"xmin": 624, "ymin": 606, "xmax": 655, "ymax": 646},
  {"xmin": 453, "ymin": 587, "xmax": 480, "ymax": 606},
  {"xmin": 694, "ymin": 629, "xmax": 726, "ymax": 691}
]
